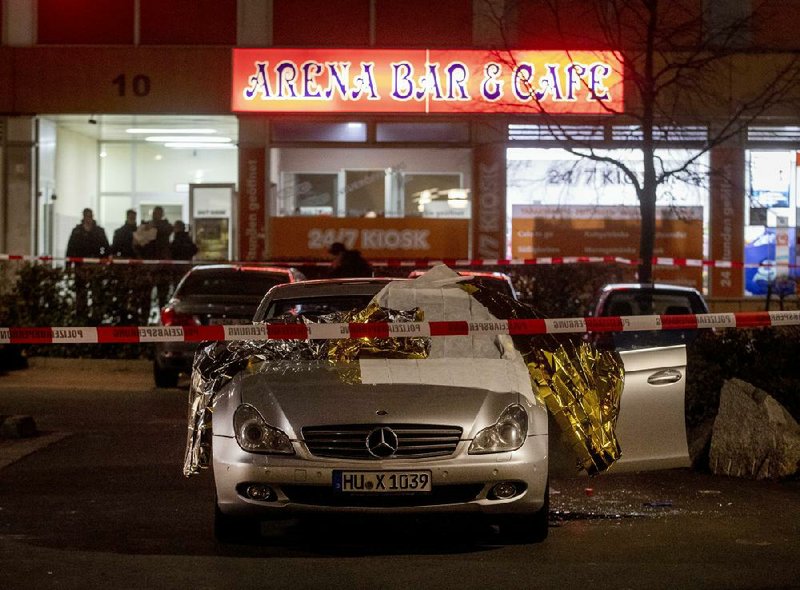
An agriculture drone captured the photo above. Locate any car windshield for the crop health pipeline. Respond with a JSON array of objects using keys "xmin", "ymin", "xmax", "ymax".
[
  {"xmin": 261, "ymin": 294, "xmax": 378, "ymax": 320},
  {"xmin": 178, "ymin": 270, "xmax": 288, "ymax": 298},
  {"xmin": 602, "ymin": 291, "xmax": 704, "ymax": 316},
  {"xmin": 468, "ymin": 276, "xmax": 516, "ymax": 300}
]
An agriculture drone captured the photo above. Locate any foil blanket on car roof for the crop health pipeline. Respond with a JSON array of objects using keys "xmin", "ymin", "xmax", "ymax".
[{"xmin": 183, "ymin": 265, "xmax": 624, "ymax": 477}]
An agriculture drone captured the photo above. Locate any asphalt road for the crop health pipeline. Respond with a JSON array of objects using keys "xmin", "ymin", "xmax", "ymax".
[{"xmin": 0, "ymin": 358, "xmax": 798, "ymax": 590}]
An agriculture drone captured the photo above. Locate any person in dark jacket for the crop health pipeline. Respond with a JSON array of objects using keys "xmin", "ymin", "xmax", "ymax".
[
  {"xmin": 328, "ymin": 241, "xmax": 373, "ymax": 278},
  {"xmin": 110, "ymin": 209, "xmax": 138, "ymax": 258},
  {"xmin": 66, "ymin": 208, "xmax": 110, "ymax": 259},
  {"xmin": 135, "ymin": 206, "xmax": 174, "ymax": 308},
  {"xmin": 169, "ymin": 220, "xmax": 198, "ymax": 261},
  {"xmin": 136, "ymin": 206, "xmax": 173, "ymax": 260},
  {"xmin": 65, "ymin": 208, "xmax": 110, "ymax": 321}
]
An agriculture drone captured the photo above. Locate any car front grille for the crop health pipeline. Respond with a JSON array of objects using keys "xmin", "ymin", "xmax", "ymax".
[
  {"xmin": 281, "ymin": 484, "xmax": 484, "ymax": 507},
  {"xmin": 302, "ymin": 424, "xmax": 463, "ymax": 460}
]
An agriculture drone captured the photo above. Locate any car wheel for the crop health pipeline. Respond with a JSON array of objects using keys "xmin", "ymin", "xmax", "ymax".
[
  {"xmin": 214, "ymin": 502, "xmax": 260, "ymax": 543},
  {"xmin": 153, "ymin": 362, "xmax": 179, "ymax": 388},
  {"xmin": 498, "ymin": 481, "xmax": 550, "ymax": 544}
]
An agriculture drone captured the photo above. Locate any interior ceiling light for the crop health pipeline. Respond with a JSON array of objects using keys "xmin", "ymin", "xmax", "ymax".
[
  {"xmin": 126, "ymin": 128, "xmax": 217, "ymax": 134},
  {"xmin": 145, "ymin": 135, "xmax": 231, "ymax": 143},
  {"xmin": 164, "ymin": 142, "xmax": 236, "ymax": 149}
]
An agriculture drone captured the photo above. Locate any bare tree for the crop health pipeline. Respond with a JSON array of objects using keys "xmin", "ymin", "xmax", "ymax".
[{"xmin": 480, "ymin": 0, "xmax": 800, "ymax": 282}]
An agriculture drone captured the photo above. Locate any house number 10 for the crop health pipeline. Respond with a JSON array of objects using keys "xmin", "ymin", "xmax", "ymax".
[{"xmin": 112, "ymin": 74, "xmax": 152, "ymax": 97}]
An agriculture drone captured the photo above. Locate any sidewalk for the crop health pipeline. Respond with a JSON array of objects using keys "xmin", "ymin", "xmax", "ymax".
[{"xmin": 0, "ymin": 357, "xmax": 155, "ymax": 391}]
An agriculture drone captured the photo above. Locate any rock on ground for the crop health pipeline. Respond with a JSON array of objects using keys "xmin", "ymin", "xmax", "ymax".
[{"xmin": 709, "ymin": 378, "xmax": 800, "ymax": 480}]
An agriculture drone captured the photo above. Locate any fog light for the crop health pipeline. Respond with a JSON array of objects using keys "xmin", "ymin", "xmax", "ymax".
[
  {"xmin": 245, "ymin": 484, "xmax": 276, "ymax": 501},
  {"xmin": 490, "ymin": 481, "xmax": 519, "ymax": 500}
]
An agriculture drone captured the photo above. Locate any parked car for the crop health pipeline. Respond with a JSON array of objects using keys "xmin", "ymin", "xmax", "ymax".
[
  {"xmin": 566, "ymin": 282, "xmax": 708, "ymax": 475},
  {"xmin": 153, "ymin": 264, "xmax": 304, "ymax": 387},
  {"xmin": 199, "ymin": 270, "xmax": 690, "ymax": 544},
  {"xmin": 408, "ymin": 269, "xmax": 518, "ymax": 300},
  {"xmin": 591, "ymin": 282, "xmax": 709, "ymax": 350}
]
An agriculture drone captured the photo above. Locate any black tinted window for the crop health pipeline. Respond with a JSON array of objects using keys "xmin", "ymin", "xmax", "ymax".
[
  {"xmin": 264, "ymin": 295, "xmax": 376, "ymax": 319},
  {"xmin": 178, "ymin": 270, "xmax": 288, "ymax": 297}
]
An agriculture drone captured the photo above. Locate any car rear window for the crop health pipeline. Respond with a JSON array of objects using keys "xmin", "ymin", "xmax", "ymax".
[{"xmin": 178, "ymin": 270, "xmax": 288, "ymax": 297}]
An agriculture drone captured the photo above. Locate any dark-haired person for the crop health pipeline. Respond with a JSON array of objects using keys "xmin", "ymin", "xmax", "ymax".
[
  {"xmin": 65, "ymin": 207, "xmax": 109, "ymax": 321},
  {"xmin": 328, "ymin": 241, "xmax": 372, "ymax": 278}
]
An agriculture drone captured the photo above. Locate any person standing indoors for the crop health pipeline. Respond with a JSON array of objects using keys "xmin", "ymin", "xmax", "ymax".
[
  {"xmin": 110, "ymin": 209, "xmax": 139, "ymax": 258},
  {"xmin": 136, "ymin": 206, "xmax": 173, "ymax": 260},
  {"xmin": 136, "ymin": 206, "xmax": 174, "ymax": 310},
  {"xmin": 65, "ymin": 207, "xmax": 109, "ymax": 321},
  {"xmin": 169, "ymin": 220, "xmax": 198, "ymax": 261},
  {"xmin": 66, "ymin": 207, "xmax": 110, "ymax": 259}
]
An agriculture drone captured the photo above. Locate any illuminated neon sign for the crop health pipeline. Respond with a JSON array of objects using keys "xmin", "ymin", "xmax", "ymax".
[{"xmin": 231, "ymin": 49, "xmax": 623, "ymax": 114}]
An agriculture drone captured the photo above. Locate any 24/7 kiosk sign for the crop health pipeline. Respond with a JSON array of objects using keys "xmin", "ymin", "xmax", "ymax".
[{"xmin": 232, "ymin": 49, "xmax": 622, "ymax": 114}]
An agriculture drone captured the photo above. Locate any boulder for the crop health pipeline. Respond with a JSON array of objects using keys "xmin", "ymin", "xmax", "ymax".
[
  {"xmin": 709, "ymin": 379, "xmax": 800, "ymax": 480},
  {"xmin": 0, "ymin": 415, "xmax": 38, "ymax": 439}
]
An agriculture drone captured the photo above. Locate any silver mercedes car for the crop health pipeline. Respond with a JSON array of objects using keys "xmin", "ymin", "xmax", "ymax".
[{"xmin": 192, "ymin": 273, "xmax": 550, "ymax": 543}]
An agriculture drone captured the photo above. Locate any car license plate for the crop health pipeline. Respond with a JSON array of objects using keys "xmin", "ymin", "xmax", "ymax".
[{"xmin": 333, "ymin": 470, "xmax": 432, "ymax": 493}]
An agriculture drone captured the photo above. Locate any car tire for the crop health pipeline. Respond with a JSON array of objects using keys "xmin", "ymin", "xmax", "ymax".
[
  {"xmin": 214, "ymin": 502, "xmax": 260, "ymax": 543},
  {"xmin": 153, "ymin": 362, "xmax": 179, "ymax": 388},
  {"xmin": 497, "ymin": 481, "xmax": 550, "ymax": 544}
]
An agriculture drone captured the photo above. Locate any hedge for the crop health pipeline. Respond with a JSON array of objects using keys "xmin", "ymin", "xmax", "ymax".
[{"xmin": 0, "ymin": 261, "xmax": 797, "ymax": 422}]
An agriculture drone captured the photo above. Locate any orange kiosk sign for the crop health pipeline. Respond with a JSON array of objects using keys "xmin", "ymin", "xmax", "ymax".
[
  {"xmin": 232, "ymin": 49, "xmax": 623, "ymax": 114},
  {"xmin": 270, "ymin": 217, "xmax": 469, "ymax": 260},
  {"xmin": 512, "ymin": 205, "xmax": 704, "ymax": 288}
]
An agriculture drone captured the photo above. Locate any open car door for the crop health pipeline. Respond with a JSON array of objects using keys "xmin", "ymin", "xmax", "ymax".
[{"xmin": 612, "ymin": 345, "xmax": 690, "ymax": 472}]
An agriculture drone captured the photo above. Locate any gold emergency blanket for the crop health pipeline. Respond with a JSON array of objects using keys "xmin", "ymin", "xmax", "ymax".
[
  {"xmin": 327, "ymin": 301, "xmax": 429, "ymax": 364},
  {"xmin": 527, "ymin": 341, "xmax": 624, "ymax": 475}
]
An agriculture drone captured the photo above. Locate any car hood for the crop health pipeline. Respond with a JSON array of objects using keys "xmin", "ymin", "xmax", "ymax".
[{"xmin": 236, "ymin": 369, "xmax": 522, "ymax": 440}]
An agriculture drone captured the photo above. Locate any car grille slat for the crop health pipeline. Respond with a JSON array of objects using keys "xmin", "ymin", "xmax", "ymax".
[{"xmin": 302, "ymin": 424, "xmax": 462, "ymax": 460}]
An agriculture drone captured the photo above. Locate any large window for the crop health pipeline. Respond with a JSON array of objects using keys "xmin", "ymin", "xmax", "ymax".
[
  {"xmin": 744, "ymin": 149, "xmax": 798, "ymax": 295},
  {"xmin": 506, "ymin": 147, "xmax": 709, "ymax": 289},
  {"xmin": 272, "ymin": 148, "xmax": 471, "ymax": 219}
]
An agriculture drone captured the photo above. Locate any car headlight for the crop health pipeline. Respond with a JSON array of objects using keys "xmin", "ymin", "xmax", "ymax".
[
  {"xmin": 468, "ymin": 404, "xmax": 528, "ymax": 454},
  {"xmin": 233, "ymin": 404, "xmax": 294, "ymax": 455}
]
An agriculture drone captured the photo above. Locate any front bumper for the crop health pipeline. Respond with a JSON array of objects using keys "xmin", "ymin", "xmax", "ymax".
[{"xmin": 213, "ymin": 433, "xmax": 548, "ymax": 517}]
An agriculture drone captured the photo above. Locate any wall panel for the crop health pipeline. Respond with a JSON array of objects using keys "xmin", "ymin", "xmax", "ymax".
[
  {"xmin": 375, "ymin": 0, "xmax": 472, "ymax": 47},
  {"xmin": 140, "ymin": 0, "xmax": 236, "ymax": 45},
  {"xmin": 273, "ymin": 0, "xmax": 369, "ymax": 46},
  {"xmin": 38, "ymin": 0, "xmax": 135, "ymax": 44}
]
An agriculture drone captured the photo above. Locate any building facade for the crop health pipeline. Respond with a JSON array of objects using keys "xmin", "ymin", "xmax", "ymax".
[{"xmin": 1, "ymin": 0, "xmax": 799, "ymax": 298}]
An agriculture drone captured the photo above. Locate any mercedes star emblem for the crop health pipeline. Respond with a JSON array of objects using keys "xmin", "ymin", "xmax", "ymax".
[{"xmin": 366, "ymin": 426, "xmax": 399, "ymax": 458}]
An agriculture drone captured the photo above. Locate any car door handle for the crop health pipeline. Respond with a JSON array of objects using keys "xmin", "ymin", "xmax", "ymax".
[{"xmin": 647, "ymin": 369, "xmax": 683, "ymax": 385}]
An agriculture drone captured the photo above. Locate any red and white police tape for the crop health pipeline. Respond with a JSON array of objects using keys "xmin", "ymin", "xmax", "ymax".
[
  {"xmin": 2, "ymin": 311, "xmax": 800, "ymax": 344},
  {"xmin": 1, "ymin": 253, "xmax": 798, "ymax": 270}
]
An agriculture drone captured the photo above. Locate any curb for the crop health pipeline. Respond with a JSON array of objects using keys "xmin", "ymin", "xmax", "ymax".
[{"xmin": 27, "ymin": 357, "xmax": 152, "ymax": 371}]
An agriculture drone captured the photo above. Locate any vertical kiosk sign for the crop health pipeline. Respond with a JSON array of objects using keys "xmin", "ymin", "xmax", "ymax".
[
  {"xmin": 709, "ymin": 148, "xmax": 745, "ymax": 296},
  {"xmin": 190, "ymin": 184, "xmax": 236, "ymax": 261},
  {"xmin": 238, "ymin": 147, "xmax": 266, "ymax": 261},
  {"xmin": 474, "ymin": 144, "xmax": 506, "ymax": 259}
]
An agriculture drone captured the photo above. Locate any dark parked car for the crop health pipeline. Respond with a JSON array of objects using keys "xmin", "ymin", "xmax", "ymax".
[{"xmin": 153, "ymin": 264, "xmax": 304, "ymax": 387}]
